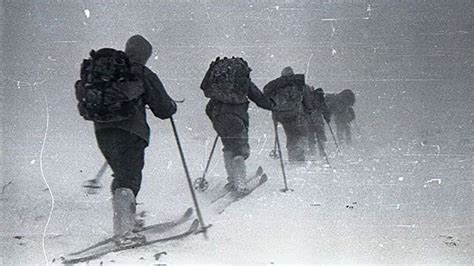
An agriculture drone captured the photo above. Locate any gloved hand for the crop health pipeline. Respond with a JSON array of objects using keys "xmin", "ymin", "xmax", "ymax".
[
  {"xmin": 171, "ymin": 100, "xmax": 177, "ymax": 109},
  {"xmin": 269, "ymin": 98, "xmax": 277, "ymax": 110},
  {"xmin": 324, "ymin": 114, "xmax": 331, "ymax": 124},
  {"xmin": 164, "ymin": 100, "xmax": 177, "ymax": 119},
  {"xmin": 267, "ymin": 97, "xmax": 280, "ymax": 111}
]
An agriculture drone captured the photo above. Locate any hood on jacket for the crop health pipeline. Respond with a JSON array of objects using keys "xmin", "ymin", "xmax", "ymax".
[
  {"xmin": 314, "ymin": 87, "xmax": 324, "ymax": 95},
  {"xmin": 339, "ymin": 89, "xmax": 355, "ymax": 106},
  {"xmin": 125, "ymin": 35, "xmax": 152, "ymax": 65},
  {"xmin": 281, "ymin": 66, "xmax": 294, "ymax": 77}
]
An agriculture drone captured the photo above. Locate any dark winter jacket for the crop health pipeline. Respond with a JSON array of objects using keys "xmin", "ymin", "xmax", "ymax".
[
  {"xmin": 308, "ymin": 88, "xmax": 330, "ymax": 123},
  {"xmin": 201, "ymin": 65, "xmax": 274, "ymax": 128},
  {"xmin": 75, "ymin": 35, "xmax": 176, "ymax": 144}
]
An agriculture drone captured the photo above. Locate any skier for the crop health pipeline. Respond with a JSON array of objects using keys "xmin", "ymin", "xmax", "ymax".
[
  {"xmin": 201, "ymin": 57, "xmax": 274, "ymax": 195},
  {"xmin": 306, "ymin": 87, "xmax": 331, "ymax": 158},
  {"xmin": 75, "ymin": 35, "xmax": 177, "ymax": 245},
  {"xmin": 325, "ymin": 89, "xmax": 356, "ymax": 145},
  {"xmin": 263, "ymin": 66, "xmax": 313, "ymax": 162}
]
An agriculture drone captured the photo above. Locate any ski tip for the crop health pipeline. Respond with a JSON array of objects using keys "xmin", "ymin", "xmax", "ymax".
[
  {"xmin": 82, "ymin": 179, "xmax": 101, "ymax": 189},
  {"xmin": 260, "ymin": 174, "xmax": 268, "ymax": 183},
  {"xmin": 256, "ymin": 166, "xmax": 263, "ymax": 176},
  {"xmin": 184, "ymin": 207, "xmax": 194, "ymax": 217},
  {"xmin": 82, "ymin": 185, "xmax": 101, "ymax": 189},
  {"xmin": 190, "ymin": 219, "xmax": 200, "ymax": 230}
]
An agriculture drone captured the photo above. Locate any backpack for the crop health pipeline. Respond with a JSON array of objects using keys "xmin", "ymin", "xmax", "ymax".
[
  {"xmin": 76, "ymin": 48, "xmax": 144, "ymax": 123},
  {"xmin": 269, "ymin": 74, "xmax": 305, "ymax": 123},
  {"xmin": 203, "ymin": 57, "xmax": 251, "ymax": 104}
]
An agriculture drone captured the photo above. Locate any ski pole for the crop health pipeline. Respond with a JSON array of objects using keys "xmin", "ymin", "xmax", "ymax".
[
  {"xmin": 326, "ymin": 121, "xmax": 340, "ymax": 153},
  {"xmin": 82, "ymin": 161, "xmax": 108, "ymax": 193},
  {"xmin": 306, "ymin": 113, "xmax": 332, "ymax": 165},
  {"xmin": 194, "ymin": 135, "xmax": 219, "ymax": 192},
  {"xmin": 316, "ymin": 136, "xmax": 331, "ymax": 166},
  {"xmin": 93, "ymin": 161, "xmax": 108, "ymax": 184},
  {"xmin": 273, "ymin": 120, "xmax": 292, "ymax": 192},
  {"xmin": 269, "ymin": 137, "xmax": 279, "ymax": 159},
  {"xmin": 170, "ymin": 117, "xmax": 210, "ymax": 238}
]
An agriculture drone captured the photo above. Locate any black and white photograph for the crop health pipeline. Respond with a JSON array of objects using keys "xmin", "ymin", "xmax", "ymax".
[{"xmin": 1, "ymin": 0, "xmax": 473, "ymax": 264}]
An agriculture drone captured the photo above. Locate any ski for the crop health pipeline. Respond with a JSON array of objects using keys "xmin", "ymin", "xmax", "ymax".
[
  {"xmin": 207, "ymin": 166, "xmax": 264, "ymax": 203},
  {"xmin": 61, "ymin": 219, "xmax": 199, "ymax": 264},
  {"xmin": 68, "ymin": 207, "xmax": 194, "ymax": 256},
  {"xmin": 215, "ymin": 173, "xmax": 268, "ymax": 214}
]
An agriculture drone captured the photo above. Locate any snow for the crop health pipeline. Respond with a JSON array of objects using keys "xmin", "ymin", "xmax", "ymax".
[{"xmin": 2, "ymin": 0, "xmax": 473, "ymax": 264}]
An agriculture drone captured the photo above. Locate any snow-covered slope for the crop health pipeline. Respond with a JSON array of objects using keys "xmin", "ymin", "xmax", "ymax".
[{"xmin": 2, "ymin": 0, "xmax": 472, "ymax": 264}]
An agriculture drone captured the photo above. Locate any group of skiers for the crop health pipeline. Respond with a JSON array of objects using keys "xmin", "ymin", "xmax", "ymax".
[
  {"xmin": 75, "ymin": 35, "xmax": 356, "ymax": 245},
  {"xmin": 263, "ymin": 66, "xmax": 356, "ymax": 163}
]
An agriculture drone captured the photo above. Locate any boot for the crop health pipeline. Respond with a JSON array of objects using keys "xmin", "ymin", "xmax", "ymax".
[
  {"xmin": 112, "ymin": 188, "xmax": 145, "ymax": 246},
  {"xmin": 223, "ymin": 151, "xmax": 234, "ymax": 191},
  {"xmin": 232, "ymin": 155, "xmax": 249, "ymax": 195}
]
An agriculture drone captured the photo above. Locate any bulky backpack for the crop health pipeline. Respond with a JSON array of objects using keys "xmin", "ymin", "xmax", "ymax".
[
  {"xmin": 203, "ymin": 57, "xmax": 251, "ymax": 104},
  {"xmin": 76, "ymin": 48, "xmax": 144, "ymax": 123},
  {"xmin": 270, "ymin": 74, "xmax": 305, "ymax": 123}
]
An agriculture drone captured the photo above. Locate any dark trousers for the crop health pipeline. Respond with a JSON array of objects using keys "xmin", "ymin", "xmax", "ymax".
[
  {"xmin": 307, "ymin": 117, "xmax": 327, "ymax": 156},
  {"xmin": 336, "ymin": 122, "xmax": 352, "ymax": 145},
  {"xmin": 210, "ymin": 113, "xmax": 250, "ymax": 159},
  {"xmin": 95, "ymin": 128, "xmax": 147, "ymax": 196},
  {"xmin": 281, "ymin": 120, "xmax": 307, "ymax": 162}
]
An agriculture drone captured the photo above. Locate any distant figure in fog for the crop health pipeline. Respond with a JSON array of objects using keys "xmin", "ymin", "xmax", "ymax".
[
  {"xmin": 306, "ymin": 87, "xmax": 331, "ymax": 158},
  {"xmin": 325, "ymin": 89, "xmax": 356, "ymax": 145}
]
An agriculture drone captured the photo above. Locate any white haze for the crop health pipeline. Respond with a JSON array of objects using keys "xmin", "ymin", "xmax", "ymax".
[{"xmin": 1, "ymin": 0, "xmax": 472, "ymax": 264}]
